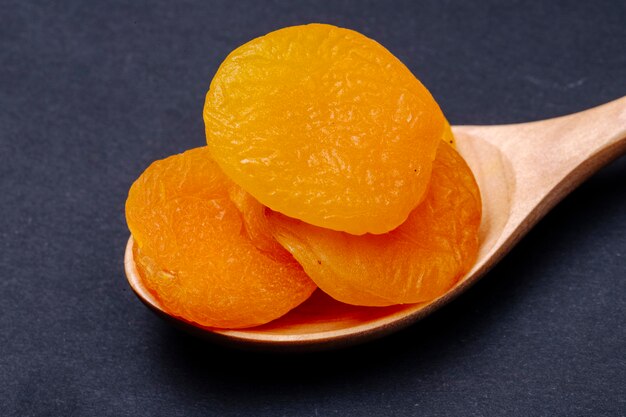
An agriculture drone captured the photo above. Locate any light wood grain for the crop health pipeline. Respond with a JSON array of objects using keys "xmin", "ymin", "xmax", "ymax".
[{"xmin": 125, "ymin": 96, "xmax": 626, "ymax": 351}]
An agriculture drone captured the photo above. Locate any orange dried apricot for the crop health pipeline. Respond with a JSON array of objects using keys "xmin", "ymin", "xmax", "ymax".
[
  {"xmin": 266, "ymin": 142, "xmax": 481, "ymax": 306},
  {"xmin": 125, "ymin": 147, "xmax": 316, "ymax": 328},
  {"xmin": 204, "ymin": 23, "xmax": 446, "ymax": 235}
]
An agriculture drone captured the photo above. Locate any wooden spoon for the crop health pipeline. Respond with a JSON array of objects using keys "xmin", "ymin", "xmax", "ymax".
[{"xmin": 125, "ymin": 96, "xmax": 626, "ymax": 351}]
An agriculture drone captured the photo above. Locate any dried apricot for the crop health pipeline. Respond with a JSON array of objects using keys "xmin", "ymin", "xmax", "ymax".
[
  {"xmin": 125, "ymin": 147, "xmax": 316, "ymax": 328},
  {"xmin": 204, "ymin": 23, "xmax": 446, "ymax": 235},
  {"xmin": 266, "ymin": 142, "xmax": 481, "ymax": 306}
]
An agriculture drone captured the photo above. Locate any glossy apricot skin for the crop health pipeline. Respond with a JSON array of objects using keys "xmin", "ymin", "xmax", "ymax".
[
  {"xmin": 125, "ymin": 147, "xmax": 316, "ymax": 329},
  {"xmin": 204, "ymin": 23, "xmax": 446, "ymax": 235},
  {"xmin": 267, "ymin": 142, "xmax": 482, "ymax": 306}
]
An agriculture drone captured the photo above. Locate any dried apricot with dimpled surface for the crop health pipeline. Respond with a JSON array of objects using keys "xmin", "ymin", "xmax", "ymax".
[
  {"xmin": 266, "ymin": 142, "xmax": 481, "ymax": 306},
  {"xmin": 125, "ymin": 147, "xmax": 316, "ymax": 328},
  {"xmin": 204, "ymin": 23, "xmax": 446, "ymax": 235}
]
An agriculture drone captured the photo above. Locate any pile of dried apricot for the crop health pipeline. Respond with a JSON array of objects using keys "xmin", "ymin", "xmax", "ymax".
[{"xmin": 126, "ymin": 24, "xmax": 481, "ymax": 328}]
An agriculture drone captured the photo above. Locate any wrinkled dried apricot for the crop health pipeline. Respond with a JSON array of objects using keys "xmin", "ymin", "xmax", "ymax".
[
  {"xmin": 204, "ymin": 23, "xmax": 446, "ymax": 235},
  {"xmin": 266, "ymin": 142, "xmax": 481, "ymax": 306},
  {"xmin": 126, "ymin": 147, "xmax": 316, "ymax": 328}
]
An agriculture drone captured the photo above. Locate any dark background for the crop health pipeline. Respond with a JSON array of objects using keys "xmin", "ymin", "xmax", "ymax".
[{"xmin": 1, "ymin": 0, "xmax": 625, "ymax": 415}]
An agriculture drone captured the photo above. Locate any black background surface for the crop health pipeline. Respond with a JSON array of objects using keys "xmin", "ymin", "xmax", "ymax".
[{"xmin": 1, "ymin": 1, "xmax": 625, "ymax": 416}]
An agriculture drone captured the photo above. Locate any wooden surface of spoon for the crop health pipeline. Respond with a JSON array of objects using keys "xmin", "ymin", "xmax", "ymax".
[{"xmin": 125, "ymin": 96, "xmax": 626, "ymax": 351}]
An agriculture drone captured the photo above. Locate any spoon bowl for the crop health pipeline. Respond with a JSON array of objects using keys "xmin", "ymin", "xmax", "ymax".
[{"xmin": 125, "ymin": 96, "xmax": 626, "ymax": 351}]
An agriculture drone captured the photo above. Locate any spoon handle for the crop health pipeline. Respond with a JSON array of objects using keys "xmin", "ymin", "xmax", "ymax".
[{"xmin": 465, "ymin": 96, "xmax": 626, "ymax": 226}]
